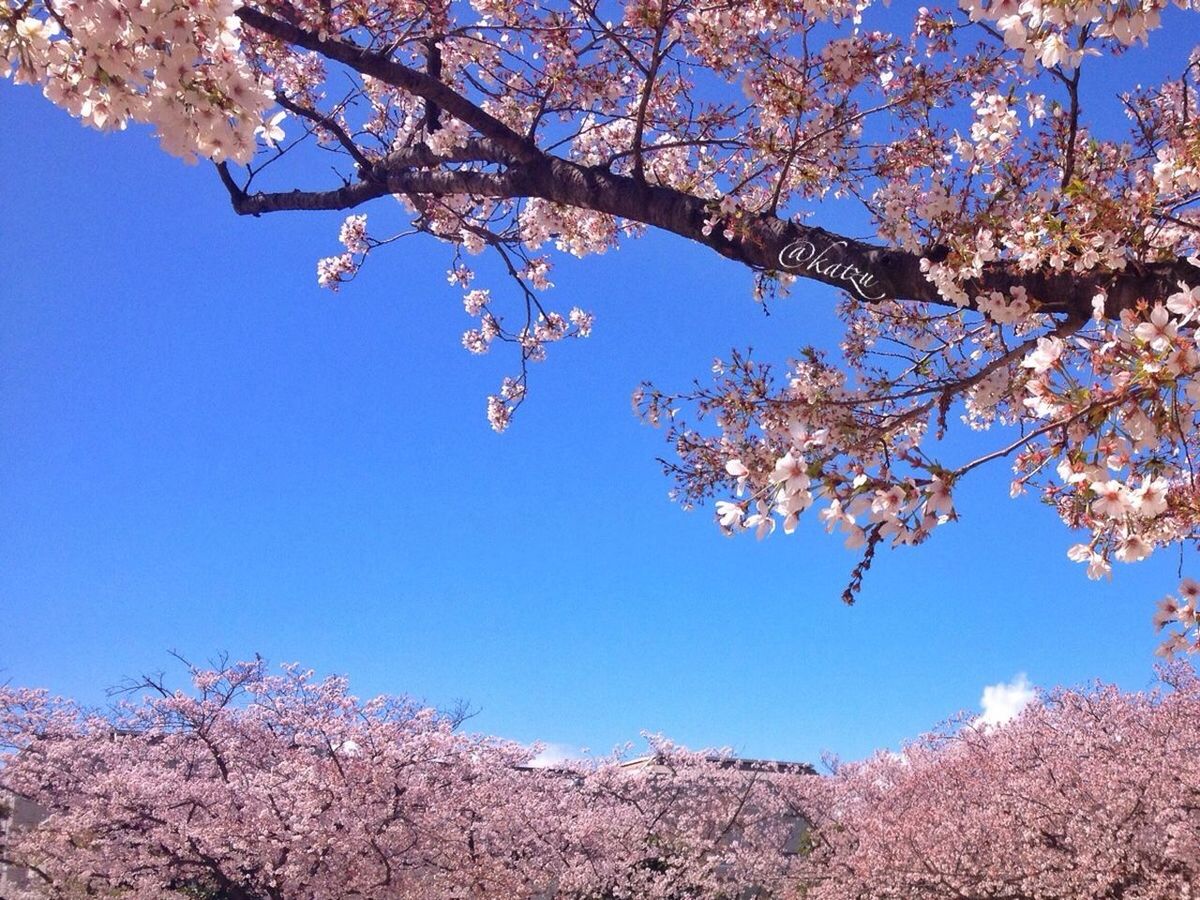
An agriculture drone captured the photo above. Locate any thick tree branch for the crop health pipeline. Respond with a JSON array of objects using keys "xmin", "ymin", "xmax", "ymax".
[
  {"xmin": 513, "ymin": 158, "xmax": 1200, "ymax": 320},
  {"xmin": 424, "ymin": 36, "xmax": 442, "ymax": 134},
  {"xmin": 223, "ymin": 147, "xmax": 1199, "ymax": 319},
  {"xmin": 231, "ymin": 7, "xmax": 1200, "ymax": 321},
  {"xmin": 218, "ymin": 165, "xmax": 539, "ymax": 215}
]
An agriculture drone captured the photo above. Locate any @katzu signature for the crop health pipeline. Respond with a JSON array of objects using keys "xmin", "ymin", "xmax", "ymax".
[{"xmin": 778, "ymin": 239, "xmax": 888, "ymax": 301}]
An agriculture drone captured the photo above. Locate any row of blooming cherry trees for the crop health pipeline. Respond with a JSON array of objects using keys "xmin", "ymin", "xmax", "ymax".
[
  {"xmin": 4, "ymin": 0, "xmax": 1200, "ymax": 642},
  {"xmin": 1, "ymin": 659, "xmax": 1197, "ymax": 899}
]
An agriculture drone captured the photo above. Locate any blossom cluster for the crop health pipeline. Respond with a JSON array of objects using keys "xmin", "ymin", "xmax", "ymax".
[
  {"xmin": 2, "ymin": 0, "xmax": 278, "ymax": 163},
  {"xmin": 316, "ymin": 214, "xmax": 370, "ymax": 289},
  {"xmin": 660, "ymin": 274, "xmax": 1200, "ymax": 649},
  {"xmin": 962, "ymin": 0, "xmax": 1195, "ymax": 70}
]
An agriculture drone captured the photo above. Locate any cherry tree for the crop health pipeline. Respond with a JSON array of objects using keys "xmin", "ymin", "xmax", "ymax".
[
  {"xmin": 800, "ymin": 662, "xmax": 1200, "ymax": 899},
  {"xmin": 1, "ymin": 659, "xmax": 1198, "ymax": 899},
  {"xmin": 0, "ymin": 658, "xmax": 808, "ymax": 899},
  {"xmin": 4, "ymin": 0, "xmax": 1200, "ymax": 647}
]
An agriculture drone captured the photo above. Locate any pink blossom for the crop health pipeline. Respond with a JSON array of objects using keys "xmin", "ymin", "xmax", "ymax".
[
  {"xmin": 1133, "ymin": 304, "xmax": 1178, "ymax": 351},
  {"xmin": 1090, "ymin": 479, "xmax": 1132, "ymax": 518},
  {"xmin": 1166, "ymin": 283, "xmax": 1200, "ymax": 322},
  {"xmin": 1020, "ymin": 336, "xmax": 1064, "ymax": 374}
]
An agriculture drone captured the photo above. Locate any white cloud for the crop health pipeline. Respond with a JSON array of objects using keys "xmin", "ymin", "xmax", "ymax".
[
  {"xmin": 976, "ymin": 673, "xmax": 1037, "ymax": 727},
  {"xmin": 527, "ymin": 742, "xmax": 584, "ymax": 768}
]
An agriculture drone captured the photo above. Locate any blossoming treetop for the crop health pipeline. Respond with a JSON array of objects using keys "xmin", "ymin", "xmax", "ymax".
[
  {"xmin": 2, "ymin": 658, "xmax": 1198, "ymax": 898},
  {"xmin": 4, "ymin": 0, "xmax": 1200, "ymax": 648}
]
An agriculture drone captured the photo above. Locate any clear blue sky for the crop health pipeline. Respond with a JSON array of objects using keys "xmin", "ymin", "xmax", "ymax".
[{"xmin": 1, "ymin": 12, "xmax": 1196, "ymax": 764}]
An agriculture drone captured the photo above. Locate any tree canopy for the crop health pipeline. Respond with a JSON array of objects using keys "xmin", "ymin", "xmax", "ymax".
[{"xmin": 1, "ymin": 658, "xmax": 1198, "ymax": 898}]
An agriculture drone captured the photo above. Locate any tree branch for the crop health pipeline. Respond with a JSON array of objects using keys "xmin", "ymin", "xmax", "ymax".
[
  {"xmin": 235, "ymin": 7, "xmax": 543, "ymax": 165},
  {"xmin": 230, "ymin": 8, "xmax": 1200, "ymax": 321},
  {"xmin": 221, "ymin": 166, "xmax": 541, "ymax": 215}
]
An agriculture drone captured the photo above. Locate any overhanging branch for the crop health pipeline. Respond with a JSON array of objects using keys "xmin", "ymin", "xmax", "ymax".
[{"xmin": 230, "ymin": 8, "xmax": 1200, "ymax": 319}]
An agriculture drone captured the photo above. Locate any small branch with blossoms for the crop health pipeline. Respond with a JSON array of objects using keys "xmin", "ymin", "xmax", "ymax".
[
  {"xmin": 315, "ymin": 209, "xmax": 593, "ymax": 431},
  {"xmin": 647, "ymin": 279, "xmax": 1200, "ymax": 654}
]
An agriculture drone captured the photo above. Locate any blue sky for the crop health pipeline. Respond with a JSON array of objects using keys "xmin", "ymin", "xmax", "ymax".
[{"xmin": 1, "ymin": 10, "xmax": 1196, "ymax": 765}]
